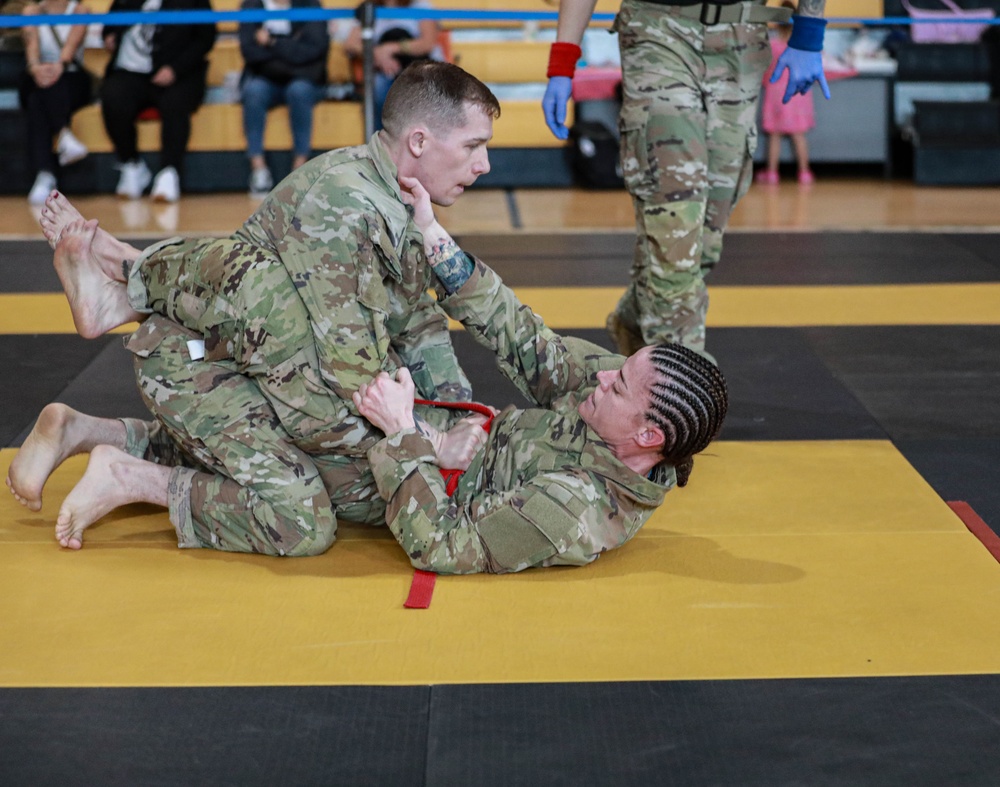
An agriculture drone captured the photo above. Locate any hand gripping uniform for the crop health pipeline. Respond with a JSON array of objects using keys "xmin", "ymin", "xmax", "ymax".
[{"xmin": 369, "ymin": 257, "xmax": 675, "ymax": 574}]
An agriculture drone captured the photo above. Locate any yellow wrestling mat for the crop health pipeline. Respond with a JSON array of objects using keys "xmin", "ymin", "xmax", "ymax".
[
  {"xmin": 2, "ymin": 440, "xmax": 999, "ymax": 688},
  {"xmin": 4, "ymin": 283, "xmax": 1000, "ymax": 334}
]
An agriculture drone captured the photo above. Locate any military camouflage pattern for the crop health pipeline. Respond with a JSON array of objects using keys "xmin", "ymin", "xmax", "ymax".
[
  {"xmin": 611, "ymin": 0, "xmax": 771, "ymax": 352},
  {"xmin": 126, "ymin": 314, "xmax": 387, "ymax": 555},
  {"xmin": 236, "ymin": 133, "xmax": 472, "ymax": 404},
  {"xmin": 126, "ymin": 133, "xmax": 471, "ymax": 459},
  {"xmin": 123, "ymin": 255, "xmax": 675, "ymax": 568},
  {"xmin": 115, "ymin": 129, "xmax": 495, "ymax": 556},
  {"xmin": 367, "ymin": 258, "xmax": 676, "ymax": 574}
]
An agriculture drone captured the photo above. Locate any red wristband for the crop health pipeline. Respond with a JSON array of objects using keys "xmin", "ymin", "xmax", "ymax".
[{"xmin": 547, "ymin": 42, "xmax": 582, "ymax": 79}]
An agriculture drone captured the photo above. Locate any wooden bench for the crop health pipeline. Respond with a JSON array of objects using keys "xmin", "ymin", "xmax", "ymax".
[{"xmin": 74, "ymin": 34, "xmax": 569, "ymax": 152}]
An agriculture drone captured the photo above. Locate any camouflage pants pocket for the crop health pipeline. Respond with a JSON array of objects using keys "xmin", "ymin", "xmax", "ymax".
[
  {"xmin": 618, "ymin": 100, "xmax": 659, "ymax": 203},
  {"xmin": 130, "ymin": 315, "xmax": 338, "ymax": 556}
]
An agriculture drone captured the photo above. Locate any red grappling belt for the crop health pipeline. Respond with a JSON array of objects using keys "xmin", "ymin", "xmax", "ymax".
[
  {"xmin": 403, "ymin": 399, "xmax": 494, "ymax": 609},
  {"xmin": 413, "ymin": 398, "xmax": 495, "ymax": 494}
]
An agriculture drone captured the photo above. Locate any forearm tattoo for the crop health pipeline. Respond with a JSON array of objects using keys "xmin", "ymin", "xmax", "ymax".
[
  {"xmin": 414, "ymin": 414, "xmax": 434, "ymax": 439},
  {"xmin": 796, "ymin": 0, "xmax": 825, "ymax": 18},
  {"xmin": 428, "ymin": 236, "xmax": 474, "ymax": 294}
]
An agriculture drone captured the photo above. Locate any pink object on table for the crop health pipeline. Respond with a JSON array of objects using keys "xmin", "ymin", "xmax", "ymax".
[{"xmin": 572, "ymin": 67, "xmax": 622, "ymax": 102}]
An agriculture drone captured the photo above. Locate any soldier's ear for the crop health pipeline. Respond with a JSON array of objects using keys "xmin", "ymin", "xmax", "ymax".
[
  {"xmin": 635, "ymin": 425, "xmax": 665, "ymax": 452},
  {"xmin": 407, "ymin": 128, "xmax": 428, "ymax": 158}
]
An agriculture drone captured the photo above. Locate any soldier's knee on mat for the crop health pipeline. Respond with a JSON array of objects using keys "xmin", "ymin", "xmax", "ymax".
[
  {"xmin": 262, "ymin": 504, "xmax": 338, "ymax": 557},
  {"xmin": 283, "ymin": 515, "xmax": 339, "ymax": 557}
]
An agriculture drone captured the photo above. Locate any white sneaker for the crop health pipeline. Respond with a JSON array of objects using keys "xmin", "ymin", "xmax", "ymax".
[
  {"xmin": 28, "ymin": 171, "xmax": 57, "ymax": 205},
  {"xmin": 249, "ymin": 166, "xmax": 273, "ymax": 196},
  {"xmin": 151, "ymin": 166, "xmax": 180, "ymax": 203},
  {"xmin": 116, "ymin": 159, "xmax": 152, "ymax": 200},
  {"xmin": 56, "ymin": 128, "xmax": 89, "ymax": 167}
]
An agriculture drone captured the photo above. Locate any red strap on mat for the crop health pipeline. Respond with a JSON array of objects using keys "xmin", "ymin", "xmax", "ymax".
[
  {"xmin": 948, "ymin": 500, "xmax": 1000, "ymax": 564},
  {"xmin": 404, "ymin": 569, "xmax": 437, "ymax": 609}
]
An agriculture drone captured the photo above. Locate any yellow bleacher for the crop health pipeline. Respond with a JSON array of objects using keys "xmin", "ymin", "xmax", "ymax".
[
  {"xmin": 71, "ymin": 1, "xmax": 579, "ymax": 154},
  {"xmin": 66, "ymin": 0, "xmax": 885, "ymax": 157}
]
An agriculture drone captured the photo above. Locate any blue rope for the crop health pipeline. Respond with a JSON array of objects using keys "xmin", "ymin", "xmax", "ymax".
[{"xmin": 0, "ymin": 7, "xmax": 996, "ymax": 28}]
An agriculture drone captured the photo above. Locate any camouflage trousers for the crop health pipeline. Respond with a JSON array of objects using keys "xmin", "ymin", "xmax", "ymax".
[
  {"xmin": 124, "ymin": 314, "xmax": 387, "ymax": 555},
  {"xmin": 125, "ymin": 236, "xmax": 384, "ymax": 460},
  {"xmin": 611, "ymin": 0, "xmax": 771, "ymax": 352}
]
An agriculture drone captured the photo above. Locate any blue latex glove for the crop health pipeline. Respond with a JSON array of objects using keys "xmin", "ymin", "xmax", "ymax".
[
  {"xmin": 771, "ymin": 47, "xmax": 831, "ymax": 104},
  {"xmin": 543, "ymin": 76, "xmax": 573, "ymax": 140}
]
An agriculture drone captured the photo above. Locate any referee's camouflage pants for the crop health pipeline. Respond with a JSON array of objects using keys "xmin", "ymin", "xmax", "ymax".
[{"xmin": 611, "ymin": 0, "xmax": 771, "ymax": 353}]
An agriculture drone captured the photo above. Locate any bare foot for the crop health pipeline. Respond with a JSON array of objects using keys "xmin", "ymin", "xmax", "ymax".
[
  {"xmin": 7, "ymin": 404, "xmax": 86, "ymax": 511},
  {"xmin": 39, "ymin": 190, "xmax": 85, "ymax": 249},
  {"xmin": 54, "ymin": 219, "xmax": 143, "ymax": 338},
  {"xmin": 55, "ymin": 445, "xmax": 167, "ymax": 550},
  {"xmin": 41, "ymin": 192, "xmax": 141, "ymax": 282},
  {"xmin": 6, "ymin": 404, "xmax": 127, "ymax": 512}
]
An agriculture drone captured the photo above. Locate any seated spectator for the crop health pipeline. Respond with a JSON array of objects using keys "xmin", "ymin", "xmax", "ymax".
[
  {"xmin": 341, "ymin": 0, "xmax": 442, "ymax": 130},
  {"xmin": 98, "ymin": 0, "xmax": 216, "ymax": 202},
  {"xmin": 238, "ymin": 0, "xmax": 329, "ymax": 195},
  {"xmin": 19, "ymin": 0, "xmax": 91, "ymax": 204}
]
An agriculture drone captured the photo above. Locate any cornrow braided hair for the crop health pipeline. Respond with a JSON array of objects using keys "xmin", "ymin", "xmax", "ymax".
[{"xmin": 645, "ymin": 344, "xmax": 728, "ymax": 487}]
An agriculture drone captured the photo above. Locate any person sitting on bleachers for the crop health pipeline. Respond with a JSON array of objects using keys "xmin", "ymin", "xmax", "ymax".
[
  {"xmin": 340, "ymin": 0, "xmax": 442, "ymax": 130},
  {"xmin": 98, "ymin": 0, "xmax": 216, "ymax": 202},
  {"xmin": 238, "ymin": 0, "xmax": 330, "ymax": 195},
  {"xmin": 19, "ymin": 0, "xmax": 92, "ymax": 204}
]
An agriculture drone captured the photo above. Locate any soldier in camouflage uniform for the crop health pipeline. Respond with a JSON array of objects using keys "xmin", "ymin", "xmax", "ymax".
[
  {"xmin": 16, "ymin": 62, "xmax": 498, "ymax": 553},
  {"xmin": 123, "ymin": 59, "xmax": 500, "ymax": 447},
  {"xmin": 345, "ymin": 185, "xmax": 731, "ymax": 573},
  {"xmin": 542, "ymin": 0, "xmax": 830, "ymax": 353},
  {"xmin": 12, "ymin": 182, "xmax": 729, "ymax": 573}
]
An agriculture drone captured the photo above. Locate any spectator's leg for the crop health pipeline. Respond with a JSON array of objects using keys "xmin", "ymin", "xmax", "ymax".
[
  {"xmin": 156, "ymin": 70, "xmax": 207, "ymax": 172},
  {"xmin": 373, "ymin": 72, "xmax": 393, "ymax": 132},
  {"xmin": 241, "ymin": 74, "xmax": 278, "ymax": 169},
  {"xmin": 19, "ymin": 79, "xmax": 58, "ymax": 175},
  {"xmin": 285, "ymin": 78, "xmax": 319, "ymax": 168},
  {"xmin": 100, "ymin": 70, "xmax": 150, "ymax": 163},
  {"xmin": 44, "ymin": 72, "xmax": 76, "ymax": 132}
]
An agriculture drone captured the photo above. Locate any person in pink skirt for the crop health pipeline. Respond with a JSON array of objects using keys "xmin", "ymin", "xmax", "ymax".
[{"xmin": 756, "ymin": 1, "xmax": 816, "ymax": 185}]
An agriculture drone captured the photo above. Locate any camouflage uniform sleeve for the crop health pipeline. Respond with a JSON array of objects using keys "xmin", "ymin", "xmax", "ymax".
[
  {"xmin": 385, "ymin": 270, "xmax": 473, "ymax": 403},
  {"xmin": 369, "ymin": 429, "xmax": 629, "ymax": 575},
  {"xmin": 435, "ymin": 259, "xmax": 622, "ymax": 407}
]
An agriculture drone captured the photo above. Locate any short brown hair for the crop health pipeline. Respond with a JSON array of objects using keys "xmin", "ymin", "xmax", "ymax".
[{"xmin": 381, "ymin": 61, "xmax": 501, "ymax": 138}]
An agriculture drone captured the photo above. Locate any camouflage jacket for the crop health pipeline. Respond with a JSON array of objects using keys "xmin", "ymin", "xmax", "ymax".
[
  {"xmin": 234, "ymin": 132, "xmax": 472, "ymax": 404},
  {"xmin": 368, "ymin": 259, "xmax": 676, "ymax": 574}
]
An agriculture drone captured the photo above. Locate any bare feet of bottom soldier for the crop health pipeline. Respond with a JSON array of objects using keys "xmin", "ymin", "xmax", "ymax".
[
  {"xmin": 56, "ymin": 445, "xmax": 170, "ymax": 550},
  {"xmin": 6, "ymin": 403, "xmax": 127, "ymax": 512},
  {"xmin": 54, "ymin": 218, "xmax": 145, "ymax": 338}
]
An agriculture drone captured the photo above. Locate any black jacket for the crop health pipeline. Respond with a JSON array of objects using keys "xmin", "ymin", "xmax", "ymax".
[
  {"xmin": 239, "ymin": 0, "xmax": 329, "ymax": 86},
  {"xmin": 103, "ymin": 0, "xmax": 216, "ymax": 79}
]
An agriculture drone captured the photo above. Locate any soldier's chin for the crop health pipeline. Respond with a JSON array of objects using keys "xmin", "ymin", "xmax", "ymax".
[{"xmin": 438, "ymin": 188, "xmax": 464, "ymax": 207}]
